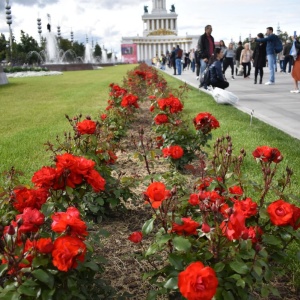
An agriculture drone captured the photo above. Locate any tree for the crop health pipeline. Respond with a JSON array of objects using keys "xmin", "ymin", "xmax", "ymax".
[
  {"xmin": 94, "ymin": 43, "xmax": 102, "ymax": 59},
  {"xmin": 72, "ymin": 41, "xmax": 85, "ymax": 59},
  {"xmin": 0, "ymin": 33, "xmax": 8, "ymax": 62}
]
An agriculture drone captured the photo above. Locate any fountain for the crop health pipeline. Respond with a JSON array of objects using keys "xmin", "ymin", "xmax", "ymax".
[
  {"xmin": 0, "ymin": 65, "xmax": 8, "ymax": 85},
  {"xmin": 84, "ymin": 42, "xmax": 94, "ymax": 63}
]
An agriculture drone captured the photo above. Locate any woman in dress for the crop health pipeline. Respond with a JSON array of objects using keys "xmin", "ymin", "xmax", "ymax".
[
  {"xmin": 252, "ymin": 33, "xmax": 267, "ymax": 84},
  {"xmin": 209, "ymin": 47, "xmax": 229, "ymax": 90},
  {"xmin": 290, "ymin": 36, "xmax": 300, "ymax": 93},
  {"xmin": 240, "ymin": 43, "xmax": 253, "ymax": 79}
]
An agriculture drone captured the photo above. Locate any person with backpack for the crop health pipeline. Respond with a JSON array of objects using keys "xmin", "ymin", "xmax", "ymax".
[
  {"xmin": 254, "ymin": 26, "xmax": 283, "ymax": 85},
  {"xmin": 209, "ymin": 48, "xmax": 229, "ymax": 90}
]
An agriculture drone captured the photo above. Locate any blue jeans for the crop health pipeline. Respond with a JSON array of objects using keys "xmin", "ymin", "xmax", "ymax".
[
  {"xmin": 267, "ymin": 54, "xmax": 276, "ymax": 82},
  {"xmin": 200, "ymin": 59, "xmax": 207, "ymax": 75},
  {"xmin": 175, "ymin": 58, "xmax": 182, "ymax": 75},
  {"xmin": 191, "ymin": 60, "xmax": 195, "ymax": 72}
]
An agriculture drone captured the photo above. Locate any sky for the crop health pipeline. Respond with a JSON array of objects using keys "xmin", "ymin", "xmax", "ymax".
[{"xmin": 0, "ymin": 0, "xmax": 299, "ymax": 58}]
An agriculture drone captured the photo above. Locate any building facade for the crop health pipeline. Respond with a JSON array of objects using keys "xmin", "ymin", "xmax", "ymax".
[{"xmin": 121, "ymin": 0, "xmax": 199, "ymax": 63}]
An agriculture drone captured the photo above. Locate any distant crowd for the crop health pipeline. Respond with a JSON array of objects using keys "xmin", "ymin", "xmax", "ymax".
[{"xmin": 152, "ymin": 25, "xmax": 300, "ymax": 93}]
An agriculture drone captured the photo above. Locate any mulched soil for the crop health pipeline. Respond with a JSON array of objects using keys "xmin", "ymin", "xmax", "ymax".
[{"xmin": 97, "ymin": 101, "xmax": 300, "ymax": 300}]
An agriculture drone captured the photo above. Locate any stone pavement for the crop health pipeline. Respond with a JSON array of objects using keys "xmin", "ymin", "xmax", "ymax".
[{"xmin": 162, "ymin": 64, "xmax": 300, "ymax": 140}]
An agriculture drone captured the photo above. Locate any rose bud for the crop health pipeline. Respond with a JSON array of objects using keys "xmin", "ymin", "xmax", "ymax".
[
  {"xmin": 201, "ymin": 223, "xmax": 211, "ymax": 233},
  {"xmin": 128, "ymin": 231, "xmax": 143, "ymax": 243},
  {"xmin": 7, "ymin": 225, "xmax": 15, "ymax": 236}
]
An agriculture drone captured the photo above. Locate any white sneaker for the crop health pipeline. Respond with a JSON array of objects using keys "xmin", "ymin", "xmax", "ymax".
[
  {"xmin": 290, "ymin": 90, "xmax": 300, "ymax": 93},
  {"xmin": 196, "ymin": 76, "xmax": 199, "ymax": 80},
  {"xmin": 265, "ymin": 81, "xmax": 275, "ymax": 85}
]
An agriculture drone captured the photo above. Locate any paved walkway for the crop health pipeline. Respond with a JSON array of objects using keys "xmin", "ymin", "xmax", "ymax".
[{"xmin": 162, "ymin": 64, "xmax": 300, "ymax": 140}]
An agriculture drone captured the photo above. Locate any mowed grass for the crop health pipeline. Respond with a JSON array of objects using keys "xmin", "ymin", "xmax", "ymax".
[{"xmin": 0, "ymin": 65, "xmax": 134, "ymax": 183}]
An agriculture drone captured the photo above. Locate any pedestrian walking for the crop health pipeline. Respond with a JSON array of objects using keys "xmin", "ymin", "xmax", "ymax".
[
  {"xmin": 223, "ymin": 42, "xmax": 235, "ymax": 80},
  {"xmin": 240, "ymin": 43, "xmax": 252, "ymax": 79},
  {"xmin": 253, "ymin": 33, "xmax": 267, "ymax": 84},
  {"xmin": 290, "ymin": 36, "xmax": 300, "ymax": 93}
]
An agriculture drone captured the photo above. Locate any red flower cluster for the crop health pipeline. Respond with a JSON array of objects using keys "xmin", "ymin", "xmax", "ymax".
[
  {"xmin": 193, "ymin": 112, "xmax": 220, "ymax": 134},
  {"xmin": 252, "ymin": 146, "xmax": 283, "ymax": 163},
  {"xmin": 178, "ymin": 261, "xmax": 218, "ymax": 300},
  {"xmin": 76, "ymin": 119, "xmax": 97, "ymax": 135},
  {"xmin": 233, "ymin": 197, "xmax": 258, "ymax": 218},
  {"xmin": 11, "ymin": 187, "xmax": 48, "ymax": 212},
  {"xmin": 121, "ymin": 93, "xmax": 139, "ymax": 108},
  {"xmin": 144, "ymin": 182, "xmax": 171, "ymax": 209},
  {"xmin": 128, "ymin": 231, "xmax": 143, "ymax": 243},
  {"xmin": 171, "ymin": 217, "xmax": 200, "ymax": 236},
  {"xmin": 109, "ymin": 84, "xmax": 127, "ymax": 98},
  {"xmin": 154, "ymin": 113, "xmax": 169, "ymax": 125},
  {"xmin": 162, "ymin": 145, "xmax": 184, "ymax": 159},
  {"xmin": 267, "ymin": 199, "xmax": 300, "ymax": 228},
  {"xmin": 157, "ymin": 94, "xmax": 183, "ymax": 114},
  {"xmin": 32, "ymin": 153, "xmax": 106, "ymax": 192}
]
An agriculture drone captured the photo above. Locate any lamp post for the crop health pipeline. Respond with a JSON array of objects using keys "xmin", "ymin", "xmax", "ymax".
[
  {"xmin": 5, "ymin": 0, "xmax": 13, "ymax": 61},
  {"xmin": 37, "ymin": 18, "xmax": 42, "ymax": 45}
]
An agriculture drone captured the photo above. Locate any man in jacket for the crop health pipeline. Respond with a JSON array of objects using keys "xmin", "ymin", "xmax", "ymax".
[
  {"xmin": 255, "ymin": 27, "xmax": 277, "ymax": 85},
  {"xmin": 197, "ymin": 25, "xmax": 215, "ymax": 76},
  {"xmin": 170, "ymin": 47, "xmax": 176, "ymax": 75},
  {"xmin": 175, "ymin": 45, "xmax": 183, "ymax": 75}
]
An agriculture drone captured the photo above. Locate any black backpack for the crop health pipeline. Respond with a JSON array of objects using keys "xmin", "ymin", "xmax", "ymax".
[{"xmin": 274, "ymin": 35, "xmax": 283, "ymax": 54}]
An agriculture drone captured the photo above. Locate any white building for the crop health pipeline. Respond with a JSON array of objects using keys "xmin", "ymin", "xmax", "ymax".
[{"xmin": 121, "ymin": 0, "xmax": 199, "ymax": 63}]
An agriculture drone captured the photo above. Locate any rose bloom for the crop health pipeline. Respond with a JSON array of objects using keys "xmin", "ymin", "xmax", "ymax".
[
  {"xmin": 234, "ymin": 197, "xmax": 258, "ymax": 219},
  {"xmin": 229, "ymin": 186, "xmax": 243, "ymax": 196},
  {"xmin": 128, "ymin": 231, "xmax": 143, "ymax": 243},
  {"xmin": 221, "ymin": 211, "xmax": 246, "ymax": 241},
  {"xmin": 25, "ymin": 237, "xmax": 54, "ymax": 254},
  {"xmin": 100, "ymin": 114, "xmax": 107, "ymax": 121},
  {"xmin": 144, "ymin": 182, "xmax": 171, "ymax": 209},
  {"xmin": 267, "ymin": 199, "xmax": 294, "ymax": 226},
  {"xmin": 189, "ymin": 193, "xmax": 200, "ymax": 206},
  {"xmin": 246, "ymin": 226, "xmax": 263, "ymax": 244},
  {"xmin": 252, "ymin": 146, "xmax": 283, "ymax": 163},
  {"xmin": 16, "ymin": 207, "xmax": 45, "ymax": 234},
  {"xmin": 12, "ymin": 187, "xmax": 48, "ymax": 213},
  {"xmin": 162, "ymin": 145, "xmax": 184, "ymax": 160},
  {"xmin": 84, "ymin": 169, "xmax": 106, "ymax": 192},
  {"xmin": 51, "ymin": 207, "xmax": 88, "ymax": 239},
  {"xmin": 52, "ymin": 236, "xmax": 86, "ymax": 272},
  {"xmin": 290, "ymin": 205, "xmax": 300, "ymax": 229},
  {"xmin": 76, "ymin": 119, "xmax": 96, "ymax": 135},
  {"xmin": 193, "ymin": 112, "xmax": 220, "ymax": 134},
  {"xmin": 32, "ymin": 166, "xmax": 57, "ymax": 189},
  {"xmin": 178, "ymin": 261, "xmax": 218, "ymax": 300},
  {"xmin": 121, "ymin": 94, "xmax": 139, "ymax": 108},
  {"xmin": 171, "ymin": 217, "xmax": 200, "ymax": 236},
  {"xmin": 154, "ymin": 114, "xmax": 169, "ymax": 125}
]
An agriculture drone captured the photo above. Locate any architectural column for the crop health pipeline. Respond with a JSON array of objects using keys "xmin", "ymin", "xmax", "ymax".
[
  {"xmin": 156, "ymin": 19, "xmax": 159, "ymax": 30},
  {"xmin": 145, "ymin": 44, "xmax": 148, "ymax": 61},
  {"xmin": 151, "ymin": 20, "xmax": 154, "ymax": 30},
  {"xmin": 158, "ymin": 43, "xmax": 161, "ymax": 56},
  {"xmin": 147, "ymin": 20, "xmax": 150, "ymax": 31}
]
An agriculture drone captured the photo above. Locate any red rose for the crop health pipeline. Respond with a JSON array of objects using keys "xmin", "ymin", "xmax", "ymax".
[
  {"xmin": 193, "ymin": 112, "xmax": 220, "ymax": 134},
  {"xmin": 32, "ymin": 166, "xmax": 57, "ymax": 189},
  {"xmin": 84, "ymin": 169, "xmax": 106, "ymax": 192},
  {"xmin": 189, "ymin": 193, "xmax": 200, "ymax": 206},
  {"xmin": 290, "ymin": 205, "xmax": 300, "ymax": 229},
  {"xmin": 221, "ymin": 211, "xmax": 246, "ymax": 241},
  {"xmin": 171, "ymin": 217, "xmax": 200, "ymax": 236},
  {"xmin": 162, "ymin": 145, "xmax": 184, "ymax": 159},
  {"xmin": 16, "ymin": 207, "xmax": 45, "ymax": 233},
  {"xmin": 52, "ymin": 236, "xmax": 86, "ymax": 272},
  {"xmin": 178, "ymin": 261, "xmax": 218, "ymax": 300},
  {"xmin": 121, "ymin": 94, "xmax": 139, "ymax": 108},
  {"xmin": 229, "ymin": 186, "xmax": 243, "ymax": 196},
  {"xmin": 35, "ymin": 238, "xmax": 54, "ymax": 254},
  {"xmin": 76, "ymin": 119, "xmax": 96, "ymax": 135},
  {"xmin": 128, "ymin": 231, "xmax": 143, "ymax": 243},
  {"xmin": 247, "ymin": 226, "xmax": 263, "ymax": 244},
  {"xmin": 154, "ymin": 114, "xmax": 169, "ymax": 125},
  {"xmin": 144, "ymin": 182, "xmax": 171, "ymax": 209},
  {"xmin": 267, "ymin": 199, "xmax": 294, "ymax": 226},
  {"xmin": 234, "ymin": 198, "xmax": 258, "ymax": 218},
  {"xmin": 252, "ymin": 146, "xmax": 283, "ymax": 163},
  {"xmin": 73, "ymin": 156, "xmax": 95, "ymax": 175},
  {"xmin": 100, "ymin": 114, "xmax": 107, "ymax": 120},
  {"xmin": 51, "ymin": 207, "xmax": 88, "ymax": 239},
  {"xmin": 12, "ymin": 187, "xmax": 48, "ymax": 212}
]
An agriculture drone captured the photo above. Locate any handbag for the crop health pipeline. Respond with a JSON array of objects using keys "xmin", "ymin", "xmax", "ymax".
[{"xmin": 290, "ymin": 41, "xmax": 298, "ymax": 59}]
